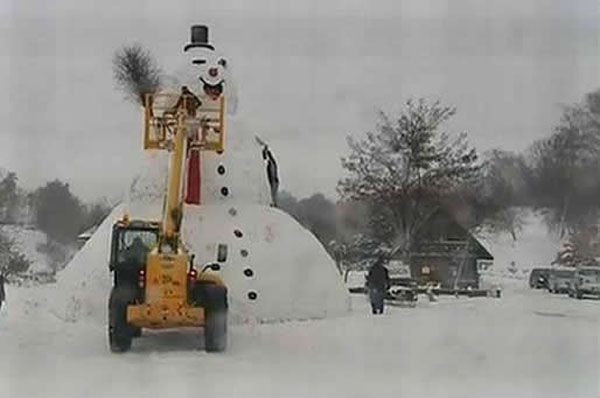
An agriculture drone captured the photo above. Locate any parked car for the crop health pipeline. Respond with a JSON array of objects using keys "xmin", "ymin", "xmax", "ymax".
[
  {"xmin": 547, "ymin": 267, "xmax": 575, "ymax": 294},
  {"xmin": 529, "ymin": 268, "xmax": 551, "ymax": 289},
  {"xmin": 569, "ymin": 266, "xmax": 600, "ymax": 299},
  {"xmin": 386, "ymin": 260, "xmax": 418, "ymax": 305},
  {"xmin": 387, "ymin": 277, "xmax": 418, "ymax": 306}
]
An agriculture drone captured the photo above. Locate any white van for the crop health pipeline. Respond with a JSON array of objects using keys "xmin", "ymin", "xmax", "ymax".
[
  {"xmin": 570, "ymin": 266, "xmax": 600, "ymax": 299},
  {"xmin": 548, "ymin": 267, "xmax": 575, "ymax": 294}
]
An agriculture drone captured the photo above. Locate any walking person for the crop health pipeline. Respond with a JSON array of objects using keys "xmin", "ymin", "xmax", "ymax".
[
  {"xmin": 262, "ymin": 145, "xmax": 279, "ymax": 207},
  {"xmin": 0, "ymin": 272, "xmax": 6, "ymax": 312},
  {"xmin": 366, "ymin": 256, "xmax": 390, "ymax": 315}
]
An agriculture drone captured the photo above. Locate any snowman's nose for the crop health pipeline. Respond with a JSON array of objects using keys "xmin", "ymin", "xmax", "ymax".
[{"xmin": 208, "ymin": 67, "xmax": 218, "ymax": 77}]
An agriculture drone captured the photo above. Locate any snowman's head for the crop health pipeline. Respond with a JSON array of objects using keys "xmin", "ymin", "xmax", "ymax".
[{"xmin": 184, "ymin": 47, "xmax": 227, "ymax": 100}]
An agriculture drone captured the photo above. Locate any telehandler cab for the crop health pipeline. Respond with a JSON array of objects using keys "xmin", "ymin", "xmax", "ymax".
[{"xmin": 108, "ymin": 218, "xmax": 227, "ymax": 353}]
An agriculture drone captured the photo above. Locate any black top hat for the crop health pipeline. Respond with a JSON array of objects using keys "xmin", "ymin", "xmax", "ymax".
[{"xmin": 184, "ymin": 25, "xmax": 215, "ymax": 52}]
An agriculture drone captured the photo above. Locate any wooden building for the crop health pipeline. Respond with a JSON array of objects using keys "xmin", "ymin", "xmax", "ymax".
[{"xmin": 405, "ymin": 209, "xmax": 493, "ymax": 289}]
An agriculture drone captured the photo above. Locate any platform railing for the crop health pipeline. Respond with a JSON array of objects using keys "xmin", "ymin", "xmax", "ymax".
[{"xmin": 143, "ymin": 91, "xmax": 225, "ymax": 152}]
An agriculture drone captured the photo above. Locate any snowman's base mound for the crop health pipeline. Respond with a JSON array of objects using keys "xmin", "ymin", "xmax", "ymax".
[{"xmin": 50, "ymin": 203, "xmax": 351, "ymax": 325}]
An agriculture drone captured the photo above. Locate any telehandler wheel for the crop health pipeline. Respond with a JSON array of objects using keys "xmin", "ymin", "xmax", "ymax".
[
  {"xmin": 108, "ymin": 286, "xmax": 136, "ymax": 353},
  {"xmin": 203, "ymin": 284, "xmax": 228, "ymax": 353},
  {"xmin": 132, "ymin": 327, "xmax": 142, "ymax": 338},
  {"xmin": 205, "ymin": 309, "xmax": 227, "ymax": 352}
]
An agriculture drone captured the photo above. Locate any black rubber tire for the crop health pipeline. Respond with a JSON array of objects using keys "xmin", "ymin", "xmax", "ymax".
[
  {"xmin": 108, "ymin": 286, "xmax": 136, "ymax": 353},
  {"xmin": 203, "ymin": 284, "xmax": 228, "ymax": 353},
  {"xmin": 132, "ymin": 327, "xmax": 142, "ymax": 338},
  {"xmin": 205, "ymin": 309, "xmax": 227, "ymax": 352}
]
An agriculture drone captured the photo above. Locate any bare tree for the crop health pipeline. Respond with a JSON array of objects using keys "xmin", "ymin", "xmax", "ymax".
[
  {"xmin": 528, "ymin": 103, "xmax": 600, "ymax": 238},
  {"xmin": 466, "ymin": 150, "xmax": 531, "ymax": 241},
  {"xmin": 113, "ymin": 44, "xmax": 162, "ymax": 106},
  {"xmin": 0, "ymin": 172, "xmax": 20, "ymax": 224},
  {"xmin": 338, "ymin": 99, "xmax": 481, "ymax": 256}
]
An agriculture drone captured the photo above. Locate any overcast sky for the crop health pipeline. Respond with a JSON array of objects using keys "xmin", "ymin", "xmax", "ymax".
[{"xmin": 0, "ymin": 0, "xmax": 598, "ymax": 202}]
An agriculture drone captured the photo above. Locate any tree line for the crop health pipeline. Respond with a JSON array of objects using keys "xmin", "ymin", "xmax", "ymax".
[{"xmin": 0, "ymin": 173, "xmax": 112, "ymax": 275}]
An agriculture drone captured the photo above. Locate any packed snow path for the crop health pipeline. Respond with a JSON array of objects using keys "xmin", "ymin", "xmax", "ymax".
[{"xmin": 1, "ymin": 283, "xmax": 599, "ymax": 398}]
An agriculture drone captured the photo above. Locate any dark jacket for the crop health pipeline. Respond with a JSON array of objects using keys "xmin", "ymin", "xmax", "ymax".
[
  {"xmin": 125, "ymin": 239, "xmax": 148, "ymax": 269},
  {"xmin": 366, "ymin": 264, "xmax": 390, "ymax": 291},
  {"xmin": 0, "ymin": 274, "xmax": 5, "ymax": 302},
  {"xmin": 262, "ymin": 146, "xmax": 279, "ymax": 184}
]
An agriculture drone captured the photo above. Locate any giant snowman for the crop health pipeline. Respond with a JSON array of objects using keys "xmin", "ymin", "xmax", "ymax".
[{"xmin": 54, "ymin": 26, "xmax": 351, "ymax": 324}]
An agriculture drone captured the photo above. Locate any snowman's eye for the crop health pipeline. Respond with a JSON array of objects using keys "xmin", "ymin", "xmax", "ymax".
[
  {"xmin": 217, "ymin": 58, "xmax": 227, "ymax": 68},
  {"xmin": 192, "ymin": 59, "xmax": 207, "ymax": 65}
]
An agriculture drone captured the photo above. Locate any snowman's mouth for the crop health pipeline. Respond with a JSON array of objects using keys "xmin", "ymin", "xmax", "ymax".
[{"xmin": 200, "ymin": 77, "xmax": 224, "ymax": 99}]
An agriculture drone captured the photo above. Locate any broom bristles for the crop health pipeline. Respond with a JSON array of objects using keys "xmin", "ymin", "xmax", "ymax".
[{"xmin": 113, "ymin": 44, "xmax": 162, "ymax": 106}]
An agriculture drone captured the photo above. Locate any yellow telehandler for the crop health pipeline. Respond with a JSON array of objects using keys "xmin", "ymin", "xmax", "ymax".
[{"xmin": 107, "ymin": 87, "xmax": 228, "ymax": 353}]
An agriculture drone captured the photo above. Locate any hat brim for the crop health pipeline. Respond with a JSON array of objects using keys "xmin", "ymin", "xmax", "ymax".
[{"xmin": 184, "ymin": 43, "xmax": 215, "ymax": 52}]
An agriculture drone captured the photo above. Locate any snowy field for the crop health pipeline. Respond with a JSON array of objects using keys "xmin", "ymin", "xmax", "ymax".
[{"xmin": 1, "ymin": 280, "xmax": 598, "ymax": 398}]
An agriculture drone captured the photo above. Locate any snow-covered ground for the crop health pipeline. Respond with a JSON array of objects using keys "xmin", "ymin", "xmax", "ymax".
[
  {"xmin": 3, "ymin": 203, "xmax": 592, "ymax": 397},
  {"xmin": 1, "ymin": 280, "xmax": 598, "ymax": 398}
]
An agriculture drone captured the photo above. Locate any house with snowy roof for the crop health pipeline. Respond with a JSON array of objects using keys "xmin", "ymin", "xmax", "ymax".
[{"xmin": 404, "ymin": 208, "xmax": 493, "ymax": 289}]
